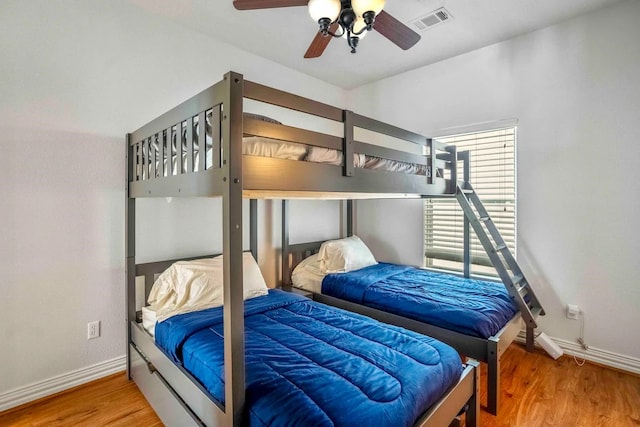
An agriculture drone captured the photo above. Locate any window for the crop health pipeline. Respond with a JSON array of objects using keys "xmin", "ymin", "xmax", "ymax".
[{"xmin": 424, "ymin": 127, "xmax": 516, "ymax": 277}]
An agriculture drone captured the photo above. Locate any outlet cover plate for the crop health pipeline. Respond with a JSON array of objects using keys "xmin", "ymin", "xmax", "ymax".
[
  {"xmin": 88, "ymin": 321, "xmax": 100, "ymax": 339},
  {"xmin": 566, "ymin": 304, "xmax": 580, "ymax": 320}
]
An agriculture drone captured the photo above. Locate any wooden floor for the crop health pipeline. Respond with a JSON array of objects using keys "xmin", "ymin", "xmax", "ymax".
[
  {"xmin": 1, "ymin": 344, "xmax": 639, "ymax": 426},
  {"xmin": 0, "ymin": 373, "xmax": 162, "ymax": 427}
]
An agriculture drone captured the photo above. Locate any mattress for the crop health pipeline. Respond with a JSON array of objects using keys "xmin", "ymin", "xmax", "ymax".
[
  {"xmin": 294, "ymin": 257, "xmax": 518, "ymax": 339},
  {"xmin": 155, "ymin": 289, "xmax": 462, "ymax": 427},
  {"xmin": 144, "ymin": 118, "xmax": 434, "ymax": 178}
]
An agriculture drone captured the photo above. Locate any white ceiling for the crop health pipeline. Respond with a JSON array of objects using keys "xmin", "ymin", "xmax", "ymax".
[{"xmin": 130, "ymin": 0, "xmax": 623, "ymax": 89}]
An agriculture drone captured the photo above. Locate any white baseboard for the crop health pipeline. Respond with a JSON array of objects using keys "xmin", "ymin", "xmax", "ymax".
[
  {"xmin": 0, "ymin": 355, "xmax": 127, "ymax": 413},
  {"xmin": 516, "ymin": 331, "xmax": 640, "ymax": 375}
]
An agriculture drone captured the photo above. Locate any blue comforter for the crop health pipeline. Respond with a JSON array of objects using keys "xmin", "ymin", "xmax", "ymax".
[
  {"xmin": 156, "ymin": 289, "xmax": 462, "ymax": 427},
  {"xmin": 322, "ymin": 263, "xmax": 518, "ymax": 339}
]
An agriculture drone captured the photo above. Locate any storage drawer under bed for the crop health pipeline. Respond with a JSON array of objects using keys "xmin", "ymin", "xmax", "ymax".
[
  {"xmin": 130, "ymin": 343, "xmax": 200, "ymax": 427},
  {"xmin": 130, "ymin": 321, "xmax": 226, "ymax": 426}
]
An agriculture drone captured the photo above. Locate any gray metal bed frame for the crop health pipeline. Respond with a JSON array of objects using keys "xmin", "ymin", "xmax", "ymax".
[
  {"xmin": 281, "ymin": 200, "xmax": 523, "ymax": 416},
  {"xmin": 126, "ymin": 71, "xmax": 479, "ymax": 426}
]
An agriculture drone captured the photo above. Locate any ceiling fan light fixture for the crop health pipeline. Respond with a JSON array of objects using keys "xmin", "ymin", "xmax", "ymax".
[
  {"xmin": 342, "ymin": 16, "xmax": 367, "ymax": 39},
  {"xmin": 234, "ymin": 0, "xmax": 421, "ymax": 58}
]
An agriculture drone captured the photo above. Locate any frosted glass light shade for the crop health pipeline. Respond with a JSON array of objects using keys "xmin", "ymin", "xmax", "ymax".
[
  {"xmin": 308, "ymin": 0, "xmax": 342, "ymax": 22},
  {"xmin": 352, "ymin": 0, "xmax": 385, "ymax": 16}
]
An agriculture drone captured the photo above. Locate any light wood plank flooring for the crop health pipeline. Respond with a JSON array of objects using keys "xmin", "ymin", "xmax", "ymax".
[
  {"xmin": 1, "ymin": 344, "xmax": 639, "ymax": 426},
  {"xmin": 0, "ymin": 373, "xmax": 162, "ymax": 426}
]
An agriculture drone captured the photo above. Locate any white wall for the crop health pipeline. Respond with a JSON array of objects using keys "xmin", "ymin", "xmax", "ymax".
[
  {"xmin": 349, "ymin": 0, "xmax": 640, "ymax": 361},
  {"xmin": 0, "ymin": 0, "xmax": 343, "ymax": 403}
]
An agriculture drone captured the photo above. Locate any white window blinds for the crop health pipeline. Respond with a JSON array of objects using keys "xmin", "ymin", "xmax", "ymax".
[{"xmin": 424, "ymin": 127, "xmax": 516, "ymax": 277}]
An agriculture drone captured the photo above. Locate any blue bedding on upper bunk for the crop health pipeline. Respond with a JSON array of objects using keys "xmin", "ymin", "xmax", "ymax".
[
  {"xmin": 322, "ymin": 263, "xmax": 518, "ymax": 339},
  {"xmin": 155, "ymin": 289, "xmax": 462, "ymax": 427}
]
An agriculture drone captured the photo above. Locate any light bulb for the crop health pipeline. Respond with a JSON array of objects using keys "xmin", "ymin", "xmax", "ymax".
[
  {"xmin": 308, "ymin": 0, "xmax": 342, "ymax": 22},
  {"xmin": 351, "ymin": 0, "xmax": 385, "ymax": 16}
]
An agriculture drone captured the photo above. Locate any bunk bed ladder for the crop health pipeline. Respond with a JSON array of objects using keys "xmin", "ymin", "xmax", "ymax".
[{"xmin": 456, "ymin": 183, "xmax": 545, "ymax": 351}]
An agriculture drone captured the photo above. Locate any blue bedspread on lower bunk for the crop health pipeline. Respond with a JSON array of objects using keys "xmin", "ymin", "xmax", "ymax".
[
  {"xmin": 155, "ymin": 289, "xmax": 462, "ymax": 427},
  {"xmin": 322, "ymin": 263, "xmax": 518, "ymax": 339}
]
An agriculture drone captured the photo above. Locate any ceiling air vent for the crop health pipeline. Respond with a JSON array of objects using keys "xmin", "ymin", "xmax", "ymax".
[{"xmin": 410, "ymin": 7, "xmax": 453, "ymax": 31}]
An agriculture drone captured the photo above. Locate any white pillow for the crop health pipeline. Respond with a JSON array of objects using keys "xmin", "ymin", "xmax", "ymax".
[
  {"xmin": 148, "ymin": 252, "xmax": 268, "ymax": 322},
  {"xmin": 291, "ymin": 253, "xmax": 325, "ymax": 293},
  {"xmin": 318, "ymin": 235, "xmax": 377, "ymax": 274}
]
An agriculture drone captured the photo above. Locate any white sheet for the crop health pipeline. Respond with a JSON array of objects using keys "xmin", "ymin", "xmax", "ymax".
[
  {"xmin": 243, "ymin": 137, "xmax": 308, "ymax": 160},
  {"xmin": 141, "ymin": 305, "xmax": 158, "ymax": 337},
  {"xmin": 306, "ymin": 146, "xmax": 429, "ymax": 176}
]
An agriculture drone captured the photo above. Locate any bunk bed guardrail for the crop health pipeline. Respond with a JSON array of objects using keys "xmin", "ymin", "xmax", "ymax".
[{"xmin": 127, "ymin": 76, "xmax": 459, "ymax": 199}]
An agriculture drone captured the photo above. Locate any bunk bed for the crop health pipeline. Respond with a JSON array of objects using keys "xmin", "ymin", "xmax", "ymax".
[
  {"xmin": 281, "ymin": 198, "xmax": 543, "ymax": 416},
  {"xmin": 282, "ymin": 231, "xmax": 515, "ymax": 416},
  {"xmin": 126, "ymin": 71, "xmax": 479, "ymax": 426}
]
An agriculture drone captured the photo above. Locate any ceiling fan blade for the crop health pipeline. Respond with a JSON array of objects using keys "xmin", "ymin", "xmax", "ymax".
[
  {"xmin": 233, "ymin": 0, "xmax": 308, "ymax": 10},
  {"xmin": 373, "ymin": 10, "xmax": 421, "ymax": 50},
  {"xmin": 304, "ymin": 22, "xmax": 338, "ymax": 59}
]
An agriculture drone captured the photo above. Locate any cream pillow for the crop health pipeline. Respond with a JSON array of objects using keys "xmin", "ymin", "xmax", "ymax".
[
  {"xmin": 291, "ymin": 253, "xmax": 326, "ymax": 293},
  {"xmin": 148, "ymin": 252, "xmax": 268, "ymax": 322},
  {"xmin": 318, "ymin": 235, "xmax": 377, "ymax": 274}
]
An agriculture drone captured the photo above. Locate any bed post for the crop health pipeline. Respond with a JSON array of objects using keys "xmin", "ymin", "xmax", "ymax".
[
  {"xmin": 446, "ymin": 145, "xmax": 458, "ymax": 196},
  {"xmin": 125, "ymin": 133, "xmax": 136, "ymax": 379},
  {"xmin": 281, "ymin": 200, "xmax": 291, "ymax": 290},
  {"xmin": 486, "ymin": 337, "xmax": 500, "ymax": 416},
  {"xmin": 466, "ymin": 359, "xmax": 481, "ymax": 427},
  {"xmin": 426, "ymin": 138, "xmax": 434, "ymax": 185},
  {"xmin": 250, "ymin": 199, "xmax": 258, "ymax": 261},
  {"xmin": 460, "ymin": 151, "xmax": 471, "ymax": 278},
  {"xmin": 348, "ymin": 200, "xmax": 354, "ymax": 236},
  {"xmin": 343, "ymin": 110, "xmax": 354, "ymax": 177},
  {"xmin": 221, "ymin": 71, "xmax": 245, "ymax": 426}
]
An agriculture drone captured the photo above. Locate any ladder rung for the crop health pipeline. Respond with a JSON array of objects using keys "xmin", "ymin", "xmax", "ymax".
[
  {"xmin": 479, "ymin": 216, "xmax": 491, "ymax": 222},
  {"xmin": 517, "ymin": 283, "xmax": 528, "ymax": 296},
  {"xmin": 461, "ymin": 188, "xmax": 473, "ymax": 194},
  {"xmin": 512, "ymin": 274, "xmax": 524, "ymax": 286},
  {"xmin": 530, "ymin": 306, "xmax": 543, "ymax": 318},
  {"xmin": 493, "ymin": 244, "xmax": 507, "ymax": 253}
]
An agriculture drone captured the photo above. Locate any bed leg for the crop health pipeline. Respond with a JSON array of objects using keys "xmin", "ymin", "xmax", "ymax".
[
  {"xmin": 486, "ymin": 338, "xmax": 499, "ymax": 415},
  {"xmin": 526, "ymin": 325, "xmax": 535, "ymax": 352},
  {"xmin": 466, "ymin": 359, "xmax": 480, "ymax": 427}
]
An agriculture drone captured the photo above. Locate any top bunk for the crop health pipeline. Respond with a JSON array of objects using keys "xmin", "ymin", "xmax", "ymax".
[{"xmin": 127, "ymin": 71, "xmax": 459, "ymax": 200}]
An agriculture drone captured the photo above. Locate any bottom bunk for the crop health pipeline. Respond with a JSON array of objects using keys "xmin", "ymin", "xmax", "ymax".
[
  {"xmin": 130, "ymin": 256, "xmax": 480, "ymax": 427},
  {"xmin": 285, "ymin": 236, "xmax": 524, "ymax": 416}
]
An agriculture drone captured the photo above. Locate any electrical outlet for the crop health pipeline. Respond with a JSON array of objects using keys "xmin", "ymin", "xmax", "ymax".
[
  {"xmin": 87, "ymin": 321, "xmax": 100, "ymax": 340},
  {"xmin": 566, "ymin": 304, "xmax": 580, "ymax": 320}
]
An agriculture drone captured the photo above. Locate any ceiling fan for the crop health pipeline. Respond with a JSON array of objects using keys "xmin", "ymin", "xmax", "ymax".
[{"xmin": 233, "ymin": 0, "xmax": 421, "ymax": 58}]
